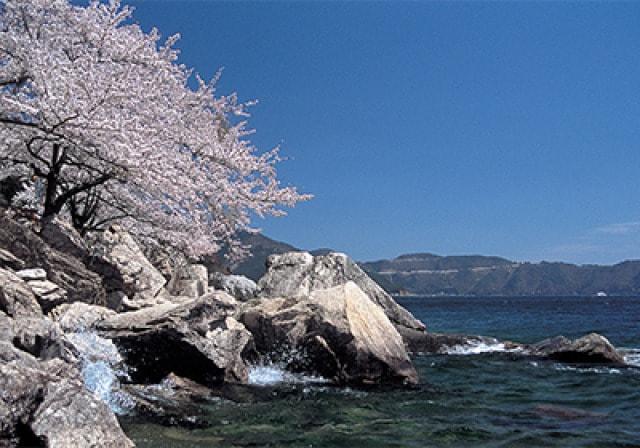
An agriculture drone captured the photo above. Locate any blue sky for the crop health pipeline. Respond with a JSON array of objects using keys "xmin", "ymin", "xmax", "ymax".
[{"xmin": 123, "ymin": 0, "xmax": 640, "ymax": 265}]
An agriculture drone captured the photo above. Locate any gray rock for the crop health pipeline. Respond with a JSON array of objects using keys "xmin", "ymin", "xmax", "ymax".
[
  {"xmin": 50, "ymin": 302, "xmax": 117, "ymax": 332},
  {"xmin": 40, "ymin": 216, "xmax": 89, "ymax": 261},
  {"xmin": 27, "ymin": 280, "xmax": 68, "ymax": 313},
  {"xmin": 97, "ymin": 292, "xmax": 254, "ymax": 386},
  {"xmin": 167, "ymin": 264, "xmax": 208, "ymax": 298},
  {"xmin": 257, "ymin": 251, "xmax": 425, "ymax": 332},
  {"xmin": 211, "ymin": 273, "xmax": 257, "ymax": 301},
  {"xmin": 16, "ymin": 268, "xmax": 47, "ymax": 281},
  {"xmin": 90, "ymin": 225, "xmax": 167, "ymax": 302},
  {"xmin": 0, "ymin": 248, "xmax": 25, "ymax": 271},
  {"xmin": 0, "ymin": 360, "xmax": 133, "ymax": 447},
  {"xmin": 0, "ymin": 214, "xmax": 107, "ymax": 306},
  {"xmin": 240, "ymin": 281, "xmax": 418, "ymax": 386},
  {"xmin": 532, "ymin": 333, "xmax": 625, "ymax": 364},
  {"xmin": 0, "ymin": 269, "xmax": 42, "ymax": 317},
  {"xmin": 0, "ymin": 314, "xmax": 76, "ymax": 363}
]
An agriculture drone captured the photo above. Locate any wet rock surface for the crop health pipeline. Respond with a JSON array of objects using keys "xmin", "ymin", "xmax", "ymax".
[
  {"xmin": 97, "ymin": 292, "xmax": 255, "ymax": 386},
  {"xmin": 240, "ymin": 281, "xmax": 418, "ymax": 386}
]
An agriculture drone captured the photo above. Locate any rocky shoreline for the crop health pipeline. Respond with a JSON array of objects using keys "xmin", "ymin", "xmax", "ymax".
[{"xmin": 0, "ymin": 211, "xmax": 634, "ymax": 447}]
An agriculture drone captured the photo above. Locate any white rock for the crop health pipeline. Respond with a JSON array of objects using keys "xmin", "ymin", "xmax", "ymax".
[{"xmin": 16, "ymin": 268, "xmax": 47, "ymax": 282}]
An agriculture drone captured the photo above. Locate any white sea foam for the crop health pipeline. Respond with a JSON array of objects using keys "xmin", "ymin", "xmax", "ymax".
[
  {"xmin": 248, "ymin": 363, "xmax": 329, "ymax": 386},
  {"xmin": 443, "ymin": 340, "xmax": 513, "ymax": 355},
  {"xmin": 621, "ymin": 349, "xmax": 640, "ymax": 367},
  {"xmin": 552, "ymin": 364, "xmax": 623, "ymax": 375}
]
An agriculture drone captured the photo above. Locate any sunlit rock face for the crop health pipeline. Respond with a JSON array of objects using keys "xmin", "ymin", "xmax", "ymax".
[
  {"xmin": 257, "ymin": 251, "xmax": 425, "ymax": 332},
  {"xmin": 240, "ymin": 281, "xmax": 418, "ymax": 386},
  {"xmin": 96, "ymin": 292, "xmax": 255, "ymax": 386}
]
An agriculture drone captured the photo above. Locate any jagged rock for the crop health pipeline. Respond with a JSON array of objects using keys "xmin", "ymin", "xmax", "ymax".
[
  {"xmin": 532, "ymin": 333, "xmax": 625, "ymax": 364},
  {"xmin": 97, "ymin": 292, "xmax": 254, "ymax": 386},
  {"xmin": 0, "ymin": 359, "xmax": 133, "ymax": 447},
  {"xmin": 50, "ymin": 302, "xmax": 117, "ymax": 332},
  {"xmin": 211, "ymin": 272, "xmax": 257, "ymax": 301},
  {"xmin": 15, "ymin": 268, "xmax": 47, "ymax": 282},
  {"xmin": 240, "ymin": 281, "xmax": 418, "ymax": 386},
  {"xmin": 397, "ymin": 327, "xmax": 497, "ymax": 354},
  {"xmin": 124, "ymin": 373, "xmax": 214, "ymax": 428},
  {"xmin": 0, "ymin": 213, "xmax": 107, "ymax": 306},
  {"xmin": 27, "ymin": 280, "xmax": 68, "ymax": 313},
  {"xmin": 90, "ymin": 225, "xmax": 167, "ymax": 302},
  {"xmin": 0, "ymin": 314, "xmax": 76, "ymax": 363},
  {"xmin": 167, "ymin": 264, "xmax": 208, "ymax": 298},
  {"xmin": 0, "ymin": 249, "xmax": 24, "ymax": 271},
  {"xmin": 40, "ymin": 216, "xmax": 89, "ymax": 261},
  {"xmin": 0, "ymin": 269, "xmax": 42, "ymax": 318},
  {"xmin": 257, "ymin": 251, "xmax": 425, "ymax": 332}
]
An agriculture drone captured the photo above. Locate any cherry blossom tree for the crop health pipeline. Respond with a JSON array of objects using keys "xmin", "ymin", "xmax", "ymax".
[{"xmin": 0, "ymin": 0, "xmax": 309, "ymax": 258}]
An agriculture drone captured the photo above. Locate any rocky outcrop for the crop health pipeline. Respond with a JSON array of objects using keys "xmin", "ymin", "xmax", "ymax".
[
  {"xmin": 532, "ymin": 333, "xmax": 625, "ymax": 364},
  {"xmin": 0, "ymin": 213, "xmax": 107, "ymax": 306},
  {"xmin": 257, "ymin": 252, "xmax": 425, "ymax": 332},
  {"xmin": 50, "ymin": 302, "xmax": 117, "ymax": 332},
  {"xmin": 0, "ymin": 357, "xmax": 133, "ymax": 447},
  {"xmin": 240, "ymin": 281, "xmax": 418, "ymax": 385},
  {"xmin": 90, "ymin": 225, "xmax": 167, "ymax": 304},
  {"xmin": 211, "ymin": 272, "xmax": 257, "ymax": 301},
  {"xmin": 97, "ymin": 292, "xmax": 254, "ymax": 386},
  {"xmin": 167, "ymin": 264, "xmax": 208, "ymax": 299},
  {"xmin": 0, "ymin": 269, "xmax": 42, "ymax": 318},
  {"xmin": 0, "ymin": 313, "xmax": 76, "ymax": 363},
  {"xmin": 40, "ymin": 217, "xmax": 90, "ymax": 262}
]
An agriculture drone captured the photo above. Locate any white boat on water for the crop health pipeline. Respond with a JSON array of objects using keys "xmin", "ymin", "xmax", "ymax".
[{"xmin": 596, "ymin": 291, "xmax": 608, "ymax": 297}]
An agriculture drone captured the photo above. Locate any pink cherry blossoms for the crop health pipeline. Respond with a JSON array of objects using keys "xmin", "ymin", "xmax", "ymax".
[{"xmin": 0, "ymin": 0, "xmax": 309, "ymax": 258}]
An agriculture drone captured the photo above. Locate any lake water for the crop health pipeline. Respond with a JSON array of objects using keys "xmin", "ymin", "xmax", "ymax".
[{"xmin": 122, "ymin": 296, "xmax": 640, "ymax": 447}]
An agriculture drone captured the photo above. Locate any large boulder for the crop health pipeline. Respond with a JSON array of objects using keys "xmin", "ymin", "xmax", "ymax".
[
  {"xmin": 0, "ymin": 269, "xmax": 42, "ymax": 318},
  {"xmin": 0, "ymin": 358, "xmax": 133, "ymax": 447},
  {"xmin": 211, "ymin": 272, "xmax": 257, "ymax": 301},
  {"xmin": 90, "ymin": 225, "xmax": 167, "ymax": 303},
  {"xmin": 40, "ymin": 216, "xmax": 90, "ymax": 261},
  {"xmin": 0, "ymin": 313, "xmax": 76, "ymax": 363},
  {"xmin": 257, "ymin": 252, "xmax": 425, "ymax": 332},
  {"xmin": 532, "ymin": 333, "xmax": 625, "ymax": 364},
  {"xmin": 240, "ymin": 281, "xmax": 418, "ymax": 386},
  {"xmin": 0, "ymin": 213, "xmax": 107, "ymax": 306},
  {"xmin": 50, "ymin": 302, "xmax": 117, "ymax": 332},
  {"xmin": 96, "ymin": 292, "xmax": 254, "ymax": 386},
  {"xmin": 167, "ymin": 264, "xmax": 208, "ymax": 298}
]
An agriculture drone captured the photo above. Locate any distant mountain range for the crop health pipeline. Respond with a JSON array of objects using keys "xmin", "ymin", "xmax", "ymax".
[{"xmin": 229, "ymin": 233, "xmax": 640, "ymax": 297}]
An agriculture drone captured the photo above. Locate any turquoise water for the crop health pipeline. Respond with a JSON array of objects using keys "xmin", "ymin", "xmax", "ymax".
[{"xmin": 122, "ymin": 296, "xmax": 640, "ymax": 447}]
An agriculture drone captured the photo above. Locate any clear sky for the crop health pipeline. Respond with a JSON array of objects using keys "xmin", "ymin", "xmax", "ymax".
[{"xmin": 122, "ymin": 0, "xmax": 640, "ymax": 265}]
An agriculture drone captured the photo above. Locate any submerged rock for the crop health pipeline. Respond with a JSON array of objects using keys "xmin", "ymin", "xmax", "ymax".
[
  {"xmin": 257, "ymin": 251, "xmax": 425, "ymax": 332},
  {"xmin": 97, "ymin": 292, "xmax": 254, "ymax": 386},
  {"xmin": 532, "ymin": 333, "xmax": 625, "ymax": 364},
  {"xmin": 211, "ymin": 272, "xmax": 257, "ymax": 301},
  {"xmin": 240, "ymin": 281, "xmax": 418, "ymax": 386}
]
